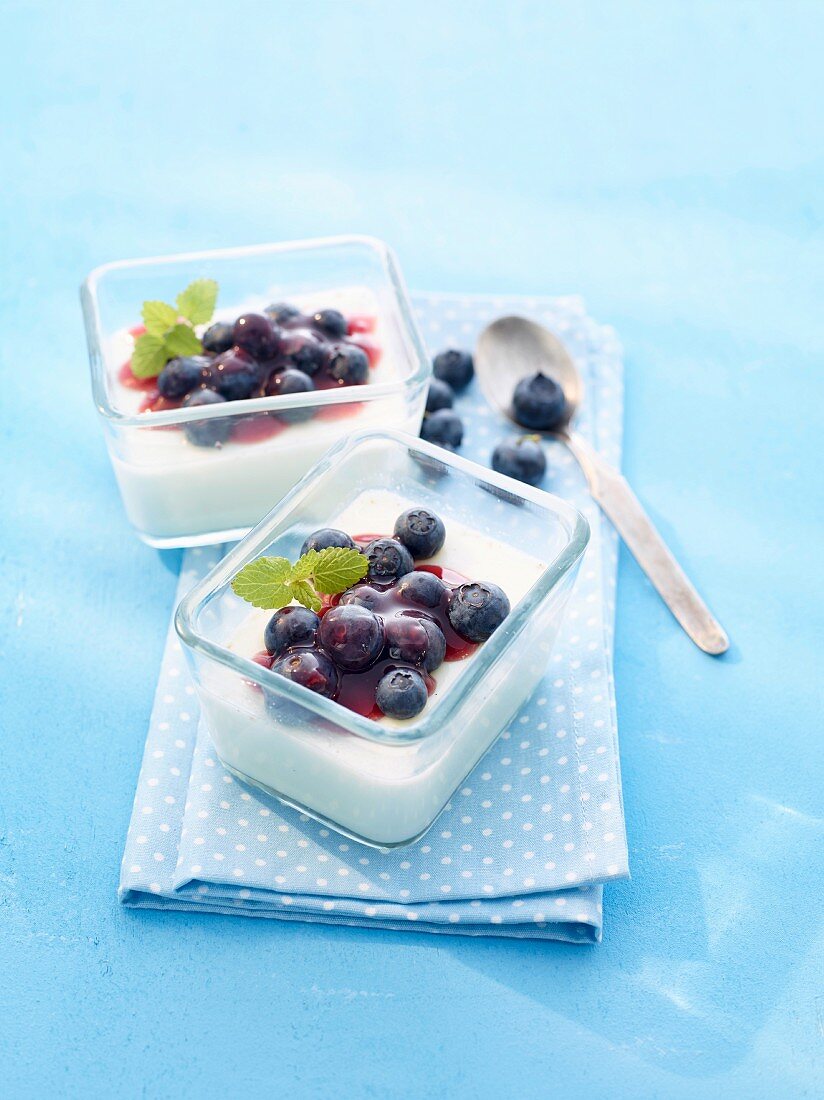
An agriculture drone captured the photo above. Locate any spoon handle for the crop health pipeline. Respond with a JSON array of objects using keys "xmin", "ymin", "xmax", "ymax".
[{"xmin": 563, "ymin": 431, "xmax": 729, "ymax": 655}]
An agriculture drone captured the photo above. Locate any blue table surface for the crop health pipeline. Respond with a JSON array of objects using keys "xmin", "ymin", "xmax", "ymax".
[{"xmin": 1, "ymin": 2, "xmax": 822, "ymax": 1096}]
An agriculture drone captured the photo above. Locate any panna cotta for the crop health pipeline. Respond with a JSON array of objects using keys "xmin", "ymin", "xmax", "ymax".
[
  {"xmin": 84, "ymin": 237, "xmax": 431, "ymax": 548},
  {"xmin": 195, "ymin": 490, "xmax": 550, "ymax": 846},
  {"xmin": 105, "ymin": 288, "xmax": 423, "ymax": 544},
  {"xmin": 175, "ymin": 429, "xmax": 589, "ymax": 848}
]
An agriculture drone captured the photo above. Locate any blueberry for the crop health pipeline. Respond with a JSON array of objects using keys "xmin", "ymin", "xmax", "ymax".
[
  {"xmin": 264, "ymin": 368, "xmax": 316, "ymax": 422},
  {"xmin": 265, "ymin": 302, "xmax": 303, "ymax": 327},
  {"xmin": 157, "ymin": 355, "xmax": 211, "ymax": 399},
  {"xmin": 310, "ymin": 309, "xmax": 347, "ymax": 338},
  {"xmin": 385, "ymin": 615, "xmax": 446, "ymax": 673},
  {"xmin": 280, "ymin": 329, "xmax": 328, "ymax": 376},
  {"xmin": 363, "ymin": 538, "xmax": 415, "ymax": 585},
  {"xmin": 433, "ymin": 347, "xmax": 474, "ymax": 391},
  {"xmin": 395, "ymin": 570, "xmax": 447, "ymax": 609},
  {"xmin": 264, "ymin": 606, "xmax": 320, "ymax": 657},
  {"xmin": 393, "ymin": 507, "xmax": 446, "ymax": 559},
  {"xmin": 271, "ymin": 648, "xmax": 338, "ymax": 698},
  {"xmin": 318, "ymin": 604, "xmax": 384, "ymax": 671},
  {"xmin": 300, "ymin": 528, "xmax": 355, "ymax": 555},
  {"xmin": 375, "ymin": 668, "xmax": 428, "ymax": 720},
  {"xmin": 447, "ymin": 581, "xmax": 511, "ymax": 642},
  {"xmin": 512, "ymin": 372, "xmax": 566, "ymax": 430},
  {"xmin": 209, "ymin": 348, "xmax": 260, "ymax": 401},
  {"xmin": 201, "ymin": 322, "xmax": 235, "ymax": 355},
  {"xmin": 420, "ymin": 409, "xmax": 463, "ymax": 450},
  {"xmin": 181, "ymin": 388, "xmax": 232, "ymax": 447},
  {"xmin": 491, "ymin": 436, "xmax": 547, "ymax": 486},
  {"xmin": 426, "ymin": 378, "xmax": 454, "ymax": 414},
  {"xmin": 337, "ymin": 584, "xmax": 383, "ymax": 612},
  {"xmin": 233, "ymin": 313, "xmax": 280, "ymax": 360},
  {"xmin": 327, "ymin": 344, "xmax": 369, "ymax": 386}
]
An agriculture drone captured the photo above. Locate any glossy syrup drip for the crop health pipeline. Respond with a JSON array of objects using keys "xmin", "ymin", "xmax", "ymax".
[{"xmin": 254, "ymin": 538, "xmax": 477, "ymax": 720}]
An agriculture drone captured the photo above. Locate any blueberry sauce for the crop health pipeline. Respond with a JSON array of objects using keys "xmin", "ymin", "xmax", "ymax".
[
  {"xmin": 121, "ymin": 309, "xmax": 379, "ymax": 445},
  {"xmin": 251, "ymin": 535, "xmax": 477, "ymax": 721}
]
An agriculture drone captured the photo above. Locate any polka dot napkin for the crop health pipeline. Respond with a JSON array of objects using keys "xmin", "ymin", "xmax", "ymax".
[{"xmin": 119, "ymin": 293, "xmax": 629, "ymax": 943}]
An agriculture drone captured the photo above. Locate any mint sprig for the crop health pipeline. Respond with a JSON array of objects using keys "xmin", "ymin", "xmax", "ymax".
[
  {"xmin": 231, "ymin": 546, "xmax": 369, "ymax": 613},
  {"xmin": 176, "ymin": 279, "xmax": 219, "ymax": 325},
  {"xmin": 131, "ymin": 278, "xmax": 219, "ymax": 379}
]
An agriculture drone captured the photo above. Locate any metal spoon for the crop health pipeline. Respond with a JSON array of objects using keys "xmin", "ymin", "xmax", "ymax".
[{"xmin": 475, "ymin": 315, "xmax": 729, "ymax": 655}]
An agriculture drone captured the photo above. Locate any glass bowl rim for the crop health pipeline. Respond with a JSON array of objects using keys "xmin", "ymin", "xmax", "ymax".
[
  {"xmin": 80, "ymin": 233, "xmax": 431, "ymax": 428},
  {"xmin": 174, "ymin": 429, "xmax": 590, "ymax": 746}
]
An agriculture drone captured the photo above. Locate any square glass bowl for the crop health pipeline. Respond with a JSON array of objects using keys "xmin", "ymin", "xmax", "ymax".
[
  {"xmin": 175, "ymin": 430, "xmax": 590, "ymax": 848},
  {"xmin": 81, "ymin": 235, "xmax": 431, "ymax": 547}
]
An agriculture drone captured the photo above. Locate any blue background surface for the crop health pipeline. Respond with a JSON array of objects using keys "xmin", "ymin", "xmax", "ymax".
[{"xmin": 1, "ymin": 1, "xmax": 822, "ymax": 1096}]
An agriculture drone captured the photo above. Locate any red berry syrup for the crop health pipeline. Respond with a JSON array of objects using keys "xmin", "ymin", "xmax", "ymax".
[
  {"xmin": 347, "ymin": 334, "xmax": 382, "ymax": 368},
  {"xmin": 229, "ymin": 415, "xmax": 288, "ymax": 444},
  {"xmin": 119, "ymin": 360, "xmax": 157, "ymax": 391},
  {"xmin": 347, "ymin": 315, "xmax": 377, "ymax": 335}
]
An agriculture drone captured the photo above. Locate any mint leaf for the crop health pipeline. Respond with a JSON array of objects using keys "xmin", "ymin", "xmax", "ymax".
[
  {"xmin": 142, "ymin": 300, "xmax": 178, "ymax": 336},
  {"xmin": 164, "ymin": 323, "xmax": 202, "ymax": 357},
  {"xmin": 231, "ymin": 557, "xmax": 293, "ymax": 609},
  {"xmin": 290, "ymin": 549, "xmax": 319, "ymax": 582},
  {"xmin": 290, "ymin": 580, "xmax": 322, "ymax": 613},
  {"xmin": 176, "ymin": 278, "xmax": 218, "ymax": 325},
  {"xmin": 131, "ymin": 333, "xmax": 169, "ymax": 378},
  {"xmin": 231, "ymin": 546, "xmax": 368, "ymax": 614},
  {"xmin": 311, "ymin": 547, "xmax": 368, "ymax": 594}
]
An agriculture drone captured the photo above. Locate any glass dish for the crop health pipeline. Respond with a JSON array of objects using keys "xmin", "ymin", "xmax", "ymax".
[
  {"xmin": 175, "ymin": 430, "xmax": 589, "ymax": 848},
  {"xmin": 81, "ymin": 235, "xmax": 430, "ymax": 547}
]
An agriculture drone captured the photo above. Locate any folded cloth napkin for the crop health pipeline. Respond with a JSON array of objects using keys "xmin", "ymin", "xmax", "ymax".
[{"xmin": 120, "ymin": 293, "xmax": 629, "ymax": 943}]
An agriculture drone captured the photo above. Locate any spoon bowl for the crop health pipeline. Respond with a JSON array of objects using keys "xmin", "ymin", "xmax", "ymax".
[
  {"xmin": 474, "ymin": 313, "xmax": 729, "ymax": 655},
  {"xmin": 475, "ymin": 315, "xmax": 582, "ymax": 432}
]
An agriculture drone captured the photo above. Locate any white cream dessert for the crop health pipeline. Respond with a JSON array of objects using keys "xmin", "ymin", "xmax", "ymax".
[
  {"xmin": 197, "ymin": 490, "xmax": 550, "ymax": 846},
  {"xmin": 105, "ymin": 288, "xmax": 423, "ymax": 543}
]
